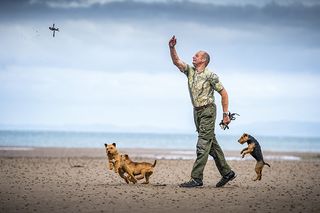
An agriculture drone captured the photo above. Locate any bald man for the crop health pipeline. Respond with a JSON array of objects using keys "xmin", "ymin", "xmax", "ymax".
[{"xmin": 169, "ymin": 36, "xmax": 236, "ymax": 187}]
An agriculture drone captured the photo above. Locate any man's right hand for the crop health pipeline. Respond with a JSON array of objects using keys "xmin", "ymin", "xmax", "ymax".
[
  {"xmin": 169, "ymin": 35, "xmax": 177, "ymax": 48},
  {"xmin": 169, "ymin": 35, "xmax": 186, "ymax": 71}
]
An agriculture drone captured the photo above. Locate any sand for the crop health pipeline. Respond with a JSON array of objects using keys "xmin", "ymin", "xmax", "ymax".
[{"xmin": 0, "ymin": 147, "xmax": 320, "ymax": 213}]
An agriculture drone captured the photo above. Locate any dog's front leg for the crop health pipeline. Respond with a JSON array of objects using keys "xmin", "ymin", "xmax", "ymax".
[
  {"xmin": 114, "ymin": 161, "xmax": 121, "ymax": 173},
  {"xmin": 127, "ymin": 175, "xmax": 137, "ymax": 183},
  {"xmin": 108, "ymin": 160, "xmax": 114, "ymax": 171},
  {"xmin": 118, "ymin": 169, "xmax": 130, "ymax": 184},
  {"xmin": 242, "ymin": 149, "xmax": 253, "ymax": 158},
  {"xmin": 242, "ymin": 144, "xmax": 255, "ymax": 158},
  {"xmin": 241, "ymin": 147, "xmax": 250, "ymax": 158},
  {"xmin": 123, "ymin": 165, "xmax": 137, "ymax": 184},
  {"xmin": 240, "ymin": 147, "xmax": 248, "ymax": 155}
]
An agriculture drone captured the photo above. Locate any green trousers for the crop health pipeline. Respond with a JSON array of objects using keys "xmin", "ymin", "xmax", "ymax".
[{"xmin": 191, "ymin": 104, "xmax": 231, "ymax": 181}]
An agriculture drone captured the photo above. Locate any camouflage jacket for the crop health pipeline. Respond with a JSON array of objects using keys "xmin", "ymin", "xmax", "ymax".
[{"xmin": 182, "ymin": 64, "xmax": 224, "ymax": 108}]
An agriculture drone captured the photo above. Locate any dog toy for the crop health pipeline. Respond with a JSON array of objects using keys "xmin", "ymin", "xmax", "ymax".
[{"xmin": 219, "ymin": 112, "xmax": 240, "ymax": 130}]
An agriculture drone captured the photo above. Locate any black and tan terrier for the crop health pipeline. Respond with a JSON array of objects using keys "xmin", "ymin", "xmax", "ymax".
[
  {"xmin": 238, "ymin": 133, "xmax": 271, "ymax": 181},
  {"xmin": 104, "ymin": 143, "xmax": 137, "ymax": 184},
  {"xmin": 122, "ymin": 154, "xmax": 157, "ymax": 184}
]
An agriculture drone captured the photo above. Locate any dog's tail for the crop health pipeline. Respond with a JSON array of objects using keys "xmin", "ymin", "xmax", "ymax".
[
  {"xmin": 264, "ymin": 161, "xmax": 271, "ymax": 167},
  {"xmin": 152, "ymin": 160, "xmax": 157, "ymax": 167}
]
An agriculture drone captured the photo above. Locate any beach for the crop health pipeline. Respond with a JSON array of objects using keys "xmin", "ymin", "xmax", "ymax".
[{"xmin": 1, "ymin": 147, "xmax": 320, "ymax": 213}]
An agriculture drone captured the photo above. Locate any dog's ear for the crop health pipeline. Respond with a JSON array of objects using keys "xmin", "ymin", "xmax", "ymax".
[
  {"xmin": 243, "ymin": 133, "xmax": 248, "ymax": 137},
  {"xmin": 124, "ymin": 154, "xmax": 129, "ymax": 159},
  {"xmin": 112, "ymin": 143, "xmax": 116, "ymax": 147},
  {"xmin": 104, "ymin": 143, "xmax": 108, "ymax": 147}
]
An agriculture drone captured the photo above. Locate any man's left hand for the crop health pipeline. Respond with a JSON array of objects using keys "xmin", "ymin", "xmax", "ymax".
[
  {"xmin": 219, "ymin": 112, "xmax": 240, "ymax": 130},
  {"xmin": 223, "ymin": 114, "xmax": 231, "ymax": 126}
]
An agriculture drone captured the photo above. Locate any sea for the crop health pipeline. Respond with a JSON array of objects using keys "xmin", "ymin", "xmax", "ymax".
[{"xmin": 0, "ymin": 130, "xmax": 319, "ymax": 153}]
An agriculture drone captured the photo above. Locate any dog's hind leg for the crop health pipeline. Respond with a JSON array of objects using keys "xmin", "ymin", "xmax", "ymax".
[
  {"xmin": 254, "ymin": 161, "xmax": 264, "ymax": 181},
  {"xmin": 135, "ymin": 175, "xmax": 145, "ymax": 180},
  {"xmin": 134, "ymin": 170, "xmax": 147, "ymax": 182},
  {"xmin": 143, "ymin": 171, "xmax": 153, "ymax": 184}
]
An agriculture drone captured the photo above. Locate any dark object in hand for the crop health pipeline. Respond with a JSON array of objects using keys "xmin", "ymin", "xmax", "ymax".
[{"xmin": 219, "ymin": 112, "xmax": 240, "ymax": 130}]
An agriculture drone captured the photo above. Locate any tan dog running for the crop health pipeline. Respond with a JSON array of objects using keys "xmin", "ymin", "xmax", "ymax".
[
  {"xmin": 104, "ymin": 143, "xmax": 137, "ymax": 184},
  {"xmin": 122, "ymin": 154, "xmax": 157, "ymax": 184},
  {"xmin": 238, "ymin": 133, "xmax": 271, "ymax": 181}
]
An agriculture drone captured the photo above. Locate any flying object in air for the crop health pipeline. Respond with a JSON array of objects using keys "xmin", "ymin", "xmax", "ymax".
[{"xmin": 49, "ymin": 23, "xmax": 59, "ymax": 37}]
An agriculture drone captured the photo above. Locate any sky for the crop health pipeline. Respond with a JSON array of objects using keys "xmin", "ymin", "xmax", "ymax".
[{"xmin": 0, "ymin": 0, "xmax": 320, "ymax": 137}]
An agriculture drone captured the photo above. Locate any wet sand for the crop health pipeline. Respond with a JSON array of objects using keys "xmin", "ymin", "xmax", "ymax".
[{"xmin": 1, "ymin": 147, "xmax": 320, "ymax": 213}]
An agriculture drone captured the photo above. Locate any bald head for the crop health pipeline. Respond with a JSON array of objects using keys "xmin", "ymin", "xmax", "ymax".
[
  {"xmin": 192, "ymin": 51, "xmax": 211, "ymax": 68},
  {"xmin": 200, "ymin": 51, "xmax": 210, "ymax": 67}
]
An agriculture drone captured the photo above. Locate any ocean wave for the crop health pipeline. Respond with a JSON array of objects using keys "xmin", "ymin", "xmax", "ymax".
[
  {"xmin": 130, "ymin": 153, "xmax": 301, "ymax": 161},
  {"xmin": 0, "ymin": 147, "xmax": 34, "ymax": 151}
]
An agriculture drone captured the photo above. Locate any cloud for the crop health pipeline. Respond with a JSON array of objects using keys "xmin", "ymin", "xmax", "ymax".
[
  {"xmin": 0, "ymin": 19, "xmax": 173, "ymax": 73},
  {"xmin": 1, "ymin": 65, "xmax": 319, "ymax": 131},
  {"xmin": 1, "ymin": 0, "xmax": 320, "ymax": 135},
  {"xmin": 2, "ymin": 0, "xmax": 319, "ymax": 63},
  {"xmin": 32, "ymin": 0, "xmax": 320, "ymax": 8},
  {"xmin": 0, "ymin": 65, "xmax": 193, "ymax": 131},
  {"xmin": 43, "ymin": 0, "xmax": 121, "ymax": 8},
  {"xmin": 1, "ymin": 17, "xmax": 319, "ymax": 76},
  {"xmin": 222, "ymin": 71, "xmax": 320, "ymax": 123},
  {"xmin": 2, "ymin": 0, "xmax": 320, "ymax": 31}
]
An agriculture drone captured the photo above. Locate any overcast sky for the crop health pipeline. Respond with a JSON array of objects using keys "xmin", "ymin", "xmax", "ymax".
[{"xmin": 1, "ymin": 0, "xmax": 320, "ymax": 136}]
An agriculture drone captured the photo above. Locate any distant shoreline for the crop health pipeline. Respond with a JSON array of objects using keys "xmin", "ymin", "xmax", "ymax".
[
  {"xmin": 0, "ymin": 146, "xmax": 319, "ymax": 161},
  {"xmin": 1, "ymin": 129, "xmax": 320, "ymax": 153}
]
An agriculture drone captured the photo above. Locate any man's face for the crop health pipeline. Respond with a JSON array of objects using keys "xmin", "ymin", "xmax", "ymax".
[{"xmin": 192, "ymin": 51, "xmax": 205, "ymax": 67}]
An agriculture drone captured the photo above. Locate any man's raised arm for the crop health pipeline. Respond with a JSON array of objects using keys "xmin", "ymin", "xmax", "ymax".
[{"xmin": 169, "ymin": 36, "xmax": 187, "ymax": 72}]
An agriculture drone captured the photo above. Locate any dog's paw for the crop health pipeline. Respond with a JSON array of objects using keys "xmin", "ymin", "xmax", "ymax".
[{"xmin": 131, "ymin": 178, "xmax": 138, "ymax": 184}]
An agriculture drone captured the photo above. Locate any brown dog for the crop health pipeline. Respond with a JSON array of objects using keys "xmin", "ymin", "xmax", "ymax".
[
  {"xmin": 104, "ymin": 143, "xmax": 137, "ymax": 184},
  {"xmin": 122, "ymin": 154, "xmax": 157, "ymax": 184},
  {"xmin": 238, "ymin": 133, "xmax": 270, "ymax": 181}
]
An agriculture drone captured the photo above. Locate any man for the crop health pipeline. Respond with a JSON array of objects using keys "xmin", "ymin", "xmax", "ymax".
[{"xmin": 169, "ymin": 35, "xmax": 236, "ymax": 187}]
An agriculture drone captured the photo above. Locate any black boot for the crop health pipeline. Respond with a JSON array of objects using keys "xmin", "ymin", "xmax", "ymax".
[
  {"xmin": 216, "ymin": 171, "xmax": 236, "ymax": 187},
  {"xmin": 179, "ymin": 178, "xmax": 203, "ymax": 188}
]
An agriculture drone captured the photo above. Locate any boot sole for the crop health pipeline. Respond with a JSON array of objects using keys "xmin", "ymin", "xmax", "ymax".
[
  {"xmin": 216, "ymin": 174, "xmax": 237, "ymax": 187},
  {"xmin": 179, "ymin": 184, "xmax": 203, "ymax": 188}
]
